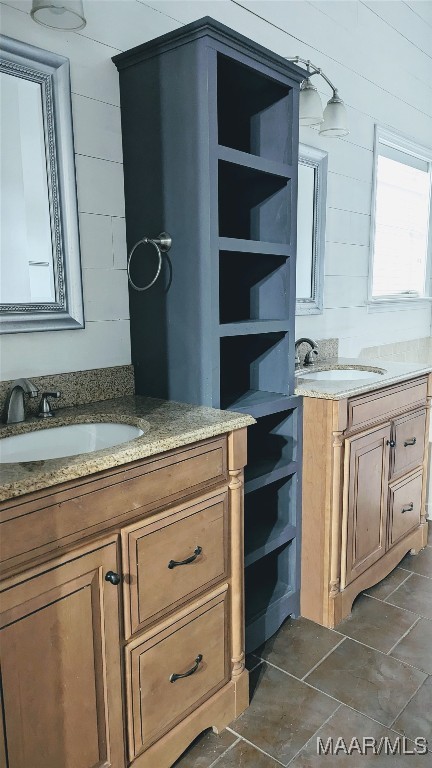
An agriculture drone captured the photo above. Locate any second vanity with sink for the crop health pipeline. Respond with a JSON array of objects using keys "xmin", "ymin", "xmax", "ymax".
[
  {"xmin": 0, "ymin": 396, "xmax": 254, "ymax": 768},
  {"xmin": 296, "ymin": 359, "xmax": 432, "ymax": 629}
]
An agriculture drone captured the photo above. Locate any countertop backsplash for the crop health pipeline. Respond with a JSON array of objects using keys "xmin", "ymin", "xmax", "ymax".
[
  {"xmin": 0, "ymin": 365, "xmax": 135, "ymax": 415},
  {"xmin": 359, "ymin": 337, "xmax": 432, "ymax": 365}
]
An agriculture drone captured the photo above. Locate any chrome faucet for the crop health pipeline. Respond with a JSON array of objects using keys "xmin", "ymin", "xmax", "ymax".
[
  {"xmin": 295, "ymin": 338, "xmax": 319, "ymax": 369},
  {"xmin": 2, "ymin": 378, "xmax": 39, "ymax": 424}
]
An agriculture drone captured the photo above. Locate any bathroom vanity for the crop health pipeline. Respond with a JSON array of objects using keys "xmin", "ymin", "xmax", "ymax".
[
  {"xmin": 0, "ymin": 397, "xmax": 254, "ymax": 768},
  {"xmin": 296, "ymin": 362, "xmax": 432, "ymax": 628}
]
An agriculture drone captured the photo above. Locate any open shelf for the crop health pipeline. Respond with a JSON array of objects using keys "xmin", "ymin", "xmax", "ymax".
[
  {"xmin": 217, "ymin": 145, "xmax": 293, "ymax": 179},
  {"xmin": 217, "ymin": 53, "xmax": 292, "ymax": 165},
  {"xmin": 219, "ymin": 250, "xmax": 289, "ymax": 324},
  {"xmin": 244, "ymin": 476, "xmax": 297, "ymax": 567},
  {"xmin": 226, "ymin": 390, "xmax": 297, "ymax": 420},
  {"xmin": 219, "ymin": 238, "xmax": 291, "ymax": 257},
  {"xmin": 218, "ymin": 160, "xmax": 291, "ymax": 244},
  {"xmin": 220, "ymin": 332, "xmax": 289, "ymax": 410},
  {"xmin": 245, "ymin": 408, "xmax": 299, "ymax": 488},
  {"xmin": 245, "ymin": 541, "xmax": 296, "ymax": 626},
  {"xmin": 219, "ymin": 321, "xmax": 289, "ymax": 337}
]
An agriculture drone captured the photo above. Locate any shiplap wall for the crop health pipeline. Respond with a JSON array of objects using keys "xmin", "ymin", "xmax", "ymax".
[{"xmin": 1, "ymin": 0, "xmax": 431, "ymax": 378}]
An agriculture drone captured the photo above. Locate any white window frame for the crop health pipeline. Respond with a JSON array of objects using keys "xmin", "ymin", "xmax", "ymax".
[{"xmin": 368, "ymin": 125, "xmax": 432, "ymax": 313}]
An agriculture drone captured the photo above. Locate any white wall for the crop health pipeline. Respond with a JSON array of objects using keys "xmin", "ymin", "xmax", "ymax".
[{"xmin": 1, "ymin": 0, "xmax": 431, "ymax": 379}]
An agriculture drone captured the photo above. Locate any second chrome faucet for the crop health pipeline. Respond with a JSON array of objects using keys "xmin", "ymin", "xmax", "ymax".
[{"xmin": 294, "ymin": 338, "xmax": 319, "ymax": 369}]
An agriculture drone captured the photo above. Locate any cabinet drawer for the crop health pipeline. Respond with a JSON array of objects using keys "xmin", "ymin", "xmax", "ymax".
[
  {"xmin": 122, "ymin": 491, "xmax": 228, "ymax": 637},
  {"xmin": 125, "ymin": 586, "xmax": 229, "ymax": 759},
  {"xmin": 388, "ymin": 472, "xmax": 422, "ymax": 547},
  {"xmin": 391, "ymin": 409, "xmax": 426, "ymax": 479},
  {"xmin": 0, "ymin": 437, "xmax": 228, "ymax": 573},
  {"xmin": 348, "ymin": 378, "xmax": 428, "ymax": 432}
]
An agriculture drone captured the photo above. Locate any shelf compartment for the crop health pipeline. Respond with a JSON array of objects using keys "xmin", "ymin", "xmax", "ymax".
[
  {"xmin": 227, "ymin": 390, "xmax": 296, "ymax": 420},
  {"xmin": 219, "ymin": 238, "xmax": 291, "ymax": 257},
  {"xmin": 245, "ymin": 460, "xmax": 297, "ymax": 495},
  {"xmin": 245, "ymin": 408, "xmax": 299, "ymax": 486},
  {"xmin": 245, "ymin": 541, "xmax": 296, "ymax": 626},
  {"xmin": 217, "ymin": 53, "xmax": 292, "ymax": 164},
  {"xmin": 244, "ymin": 476, "xmax": 297, "ymax": 567},
  {"xmin": 218, "ymin": 161, "xmax": 291, "ymax": 244},
  {"xmin": 219, "ymin": 250, "xmax": 289, "ymax": 324},
  {"xmin": 220, "ymin": 332, "xmax": 289, "ymax": 410},
  {"xmin": 219, "ymin": 321, "xmax": 289, "ymax": 337},
  {"xmin": 217, "ymin": 145, "xmax": 293, "ymax": 179}
]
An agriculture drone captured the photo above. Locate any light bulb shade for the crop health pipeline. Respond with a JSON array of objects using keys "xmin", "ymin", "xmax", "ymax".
[
  {"xmin": 319, "ymin": 94, "xmax": 349, "ymax": 137},
  {"xmin": 299, "ymin": 79, "xmax": 324, "ymax": 127},
  {"xmin": 31, "ymin": 0, "xmax": 86, "ymax": 29}
]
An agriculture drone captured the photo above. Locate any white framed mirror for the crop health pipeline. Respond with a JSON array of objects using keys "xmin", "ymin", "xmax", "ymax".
[
  {"xmin": 0, "ymin": 35, "xmax": 84, "ymax": 333},
  {"xmin": 296, "ymin": 143, "xmax": 328, "ymax": 315}
]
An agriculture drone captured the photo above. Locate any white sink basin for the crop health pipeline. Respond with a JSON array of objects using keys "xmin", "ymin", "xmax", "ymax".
[
  {"xmin": 298, "ymin": 368, "xmax": 385, "ymax": 382},
  {"xmin": 0, "ymin": 422, "xmax": 144, "ymax": 463}
]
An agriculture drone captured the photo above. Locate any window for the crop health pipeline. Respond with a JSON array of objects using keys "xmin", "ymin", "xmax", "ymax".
[{"xmin": 369, "ymin": 126, "xmax": 432, "ymax": 308}]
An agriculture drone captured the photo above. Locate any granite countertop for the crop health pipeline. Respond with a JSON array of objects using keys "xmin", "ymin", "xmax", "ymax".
[
  {"xmin": 295, "ymin": 357, "xmax": 432, "ymax": 401},
  {"xmin": 0, "ymin": 396, "xmax": 255, "ymax": 501}
]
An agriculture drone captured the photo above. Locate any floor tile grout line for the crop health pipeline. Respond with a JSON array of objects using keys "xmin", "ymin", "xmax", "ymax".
[
  {"xmin": 375, "ymin": 571, "xmax": 413, "ymax": 601},
  {"xmin": 306, "ymin": 631, "xmax": 409, "ymax": 665},
  {"xmin": 300, "ymin": 637, "xmax": 347, "ymax": 681},
  {"xmin": 225, "ymin": 731, "xmax": 285, "ymax": 766},
  {"xmin": 340, "ymin": 703, "xmax": 421, "ymax": 743},
  {"xmin": 397, "ymin": 566, "xmax": 432, "ymax": 581},
  {"xmin": 284, "ymin": 704, "xmax": 343, "ymax": 767},
  {"xmin": 257, "ymin": 658, "xmax": 353, "ymax": 708},
  {"xmin": 365, "ymin": 591, "xmax": 432, "ymax": 622},
  {"xmin": 388, "ymin": 674, "xmax": 428, "ymax": 730},
  {"xmin": 386, "ymin": 616, "xmax": 422, "ymax": 656},
  {"xmin": 208, "ymin": 737, "xmax": 241, "ymax": 768}
]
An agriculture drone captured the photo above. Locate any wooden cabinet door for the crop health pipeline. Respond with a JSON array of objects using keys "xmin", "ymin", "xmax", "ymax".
[
  {"xmin": 342, "ymin": 425, "xmax": 391, "ymax": 588},
  {"xmin": 0, "ymin": 542, "xmax": 124, "ymax": 768}
]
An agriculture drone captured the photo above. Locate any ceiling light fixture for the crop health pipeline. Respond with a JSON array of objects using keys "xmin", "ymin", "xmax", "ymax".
[
  {"xmin": 31, "ymin": 0, "xmax": 86, "ymax": 30},
  {"xmin": 287, "ymin": 57, "xmax": 349, "ymax": 137}
]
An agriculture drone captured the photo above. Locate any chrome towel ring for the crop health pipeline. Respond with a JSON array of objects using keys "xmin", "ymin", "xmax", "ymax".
[{"xmin": 127, "ymin": 232, "xmax": 172, "ymax": 291}]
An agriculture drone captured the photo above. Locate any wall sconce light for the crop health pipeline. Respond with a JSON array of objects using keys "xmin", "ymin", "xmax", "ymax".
[
  {"xmin": 31, "ymin": 0, "xmax": 86, "ymax": 30},
  {"xmin": 287, "ymin": 57, "xmax": 349, "ymax": 137}
]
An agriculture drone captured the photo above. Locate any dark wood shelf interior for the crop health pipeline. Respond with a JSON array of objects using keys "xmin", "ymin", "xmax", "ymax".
[
  {"xmin": 217, "ymin": 52, "xmax": 292, "ymax": 165},
  {"xmin": 245, "ymin": 541, "xmax": 296, "ymax": 624},
  {"xmin": 219, "ymin": 251, "xmax": 289, "ymax": 324},
  {"xmin": 218, "ymin": 160, "xmax": 291, "ymax": 243},
  {"xmin": 220, "ymin": 333, "xmax": 289, "ymax": 410},
  {"xmin": 248, "ymin": 407, "xmax": 298, "ymax": 465},
  {"xmin": 244, "ymin": 477, "xmax": 297, "ymax": 567}
]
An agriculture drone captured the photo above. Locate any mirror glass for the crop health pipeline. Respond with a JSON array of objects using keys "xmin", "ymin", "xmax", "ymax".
[
  {"xmin": 296, "ymin": 144, "xmax": 328, "ymax": 315},
  {"xmin": 0, "ymin": 72, "xmax": 55, "ymax": 305},
  {"xmin": 0, "ymin": 36, "xmax": 84, "ymax": 333}
]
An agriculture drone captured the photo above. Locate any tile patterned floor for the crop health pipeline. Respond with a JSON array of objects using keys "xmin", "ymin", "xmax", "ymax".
[{"xmin": 175, "ymin": 525, "xmax": 431, "ymax": 766}]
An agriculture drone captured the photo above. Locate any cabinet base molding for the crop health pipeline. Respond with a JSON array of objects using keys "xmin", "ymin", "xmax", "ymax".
[
  {"xmin": 129, "ymin": 671, "xmax": 249, "ymax": 768},
  {"xmin": 326, "ymin": 525, "xmax": 426, "ymax": 628}
]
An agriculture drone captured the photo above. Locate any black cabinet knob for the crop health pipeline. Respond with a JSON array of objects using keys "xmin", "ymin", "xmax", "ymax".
[
  {"xmin": 105, "ymin": 571, "xmax": 121, "ymax": 585},
  {"xmin": 386, "ymin": 439, "xmax": 396, "ymax": 448}
]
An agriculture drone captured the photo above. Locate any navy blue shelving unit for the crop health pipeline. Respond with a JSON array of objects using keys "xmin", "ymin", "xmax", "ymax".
[{"xmin": 113, "ymin": 17, "xmax": 305, "ymax": 653}]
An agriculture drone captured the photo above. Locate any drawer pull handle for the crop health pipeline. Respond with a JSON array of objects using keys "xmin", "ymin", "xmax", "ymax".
[
  {"xmin": 386, "ymin": 439, "xmax": 396, "ymax": 448},
  {"xmin": 404, "ymin": 437, "xmax": 417, "ymax": 447},
  {"xmin": 168, "ymin": 545, "xmax": 202, "ymax": 569},
  {"xmin": 401, "ymin": 503, "xmax": 414, "ymax": 514},
  {"xmin": 169, "ymin": 654, "xmax": 203, "ymax": 683},
  {"xmin": 105, "ymin": 571, "xmax": 121, "ymax": 585}
]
